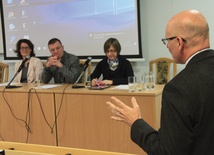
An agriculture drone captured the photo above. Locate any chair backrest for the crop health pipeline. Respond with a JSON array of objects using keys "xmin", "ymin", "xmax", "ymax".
[
  {"xmin": 42, "ymin": 61, "xmax": 47, "ymax": 67},
  {"xmin": 149, "ymin": 57, "xmax": 177, "ymax": 84},
  {"xmin": 79, "ymin": 60, "xmax": 92, "ymax": 83},
  {"xmin": 0, "ymin": 62, "xmax": 9, "ymax": 83}
]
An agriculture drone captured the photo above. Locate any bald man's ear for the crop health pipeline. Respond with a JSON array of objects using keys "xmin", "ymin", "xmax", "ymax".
[
  {"xmin": 177, "ymin": 37, "xmax": 186, "ymax": 52},
  {"xmin": 177, "ymin": 37, "xmax": 186, "ymax": 47},
  {"xmin": 176, "ymin": 37, "xmax": 181, "ymax": 46}
]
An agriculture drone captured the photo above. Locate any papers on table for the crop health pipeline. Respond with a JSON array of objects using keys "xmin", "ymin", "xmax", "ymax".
[
  {"xmin": 112, "ymin": 85, "xmax": 129, "ymax": 90},
  {"xmin": 35, "ymin": 84, "xmax": 62, "ymax": 89}
]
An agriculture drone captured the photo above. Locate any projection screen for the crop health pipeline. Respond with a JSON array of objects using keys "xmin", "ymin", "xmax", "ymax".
[{"xmin": 1, "ymin": 0, "xmax": 142, "ymax": 60}]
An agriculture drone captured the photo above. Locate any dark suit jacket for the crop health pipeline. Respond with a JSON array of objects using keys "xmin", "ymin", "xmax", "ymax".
[
  {"xmin": 131, "ymin": 49, "xmax": 214, "ymax": 155},
  {"xmin": 41, "ymin": 51, "xmax": 81, "ymax": 83}
]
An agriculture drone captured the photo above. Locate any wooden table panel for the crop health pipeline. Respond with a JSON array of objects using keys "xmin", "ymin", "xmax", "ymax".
[{"xmin": 0, "ymin": 85, "xmax": 57, "ymax": 145}]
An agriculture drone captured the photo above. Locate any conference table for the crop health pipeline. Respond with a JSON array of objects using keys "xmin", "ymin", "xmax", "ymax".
[{"xmin": 0, "ymin": 83, "xmax": 164, "ymax": 155}]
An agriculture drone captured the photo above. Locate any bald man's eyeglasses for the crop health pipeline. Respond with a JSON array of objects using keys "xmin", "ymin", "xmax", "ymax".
[{"xmin": 161, "ymin": 36, "xmax": 186, "ymax": 45}]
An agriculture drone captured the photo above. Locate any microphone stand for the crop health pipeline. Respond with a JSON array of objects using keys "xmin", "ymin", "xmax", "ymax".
[
  {"xmin": 72, "ymin": 64, "xmax": 89, "ymax": 89},
  {"xmin": 5, "ymin": 72, "xmax": 22, "ymax": 89},
  {"xmin": 6, "ymin": 56, "xmax": 30, "ymax": 89}
]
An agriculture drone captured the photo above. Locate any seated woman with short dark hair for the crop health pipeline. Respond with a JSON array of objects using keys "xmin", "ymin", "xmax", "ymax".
[{"xmin": 90, "ymin": 38, "xmax": 134, "ymax": 86}]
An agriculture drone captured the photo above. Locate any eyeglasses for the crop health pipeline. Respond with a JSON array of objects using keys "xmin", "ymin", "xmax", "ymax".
[
  {"xmin": 20, "ymin": 46, "xmax": 30, "ymax": 50},
  {"xmin": 161, "ymin": 36, "xmax": 187, "ymax": 45},
  {"xmin": 106, "ymin": 49, "xmax": 116, "ymax": 53}
]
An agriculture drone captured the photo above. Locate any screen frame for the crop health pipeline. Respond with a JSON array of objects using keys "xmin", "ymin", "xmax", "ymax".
[{"xmin": 1, "ymin": 0, "xmax": 142, "ymax": 61}]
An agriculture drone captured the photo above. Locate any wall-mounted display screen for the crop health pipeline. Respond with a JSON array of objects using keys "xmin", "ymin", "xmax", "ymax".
[{"xmin": 1, "ymin": 0, "xmax": 142, "ymax": 60}]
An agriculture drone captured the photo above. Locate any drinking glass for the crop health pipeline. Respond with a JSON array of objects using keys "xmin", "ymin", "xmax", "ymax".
[
  {"xmin": 35, "ymin": 74, "xmax": 42, "ymax": 88},
  {"xmin": 136, "ymin": 75, "xmax": 144, "ymax": 91},
  {"xmin": 34, "ymin": 80, "xmax": 41, "ymax": 88},
  {"xmin": 85, "ymin": 76, "xmax": 91, "ymax": 88},
  {"xmin": 144, "ymin": 72, "xmax": 155, "ymax": 90},
  {"xmin": 128, "ymin": 76, "xmax": 136, "ymax": 92}
]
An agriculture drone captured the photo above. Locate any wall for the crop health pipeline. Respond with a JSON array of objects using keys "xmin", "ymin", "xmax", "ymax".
[{"xmin": 1, "ymin": 0, "xmax": 214, "ymax": 81}]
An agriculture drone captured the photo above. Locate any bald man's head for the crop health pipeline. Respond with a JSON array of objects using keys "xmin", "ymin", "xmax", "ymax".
[
  {"xmin": 166, "ymin": 10, "xmax": 209, "ymax": 47},
  {"xmin": 164, "ymin": 10, "xmax": 210, "ymax": 64}
]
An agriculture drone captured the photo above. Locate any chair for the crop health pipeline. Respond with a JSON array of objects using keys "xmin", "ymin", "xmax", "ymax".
[
  {"xmin": 42, "ymin": 61, "xmax": 47, "ymax": 67},
  {"xmin": 79, "ymin": 60, "xmax": 92, "ymax": 83},
  {"xmin": 149, "ymin": 57, "xmax": 177, "ymax": 84},
  {"xmin": 0, "ymin": 62, "xmax": 9, "ymax": 83}
]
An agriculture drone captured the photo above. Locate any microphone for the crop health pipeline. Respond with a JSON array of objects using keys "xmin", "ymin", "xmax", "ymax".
[
  {"xmin": 17, "ymin": 55, "xmax": 30, "ymax": 73},
  {"xmin": 6, "ymin": 55, "xmax": 30, "ymax": 89},
  {"xmin": 72, "ymin": 57, "xmax": 92, "ymax": 89},
  {"xmin": 82, "ymin": 57, "xmax": 92, "ymax": 72}
]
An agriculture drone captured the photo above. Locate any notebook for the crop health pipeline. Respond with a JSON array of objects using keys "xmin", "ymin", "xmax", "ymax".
[{"xmin": 89, "ymin": 85, "xmax": 111, "ymax": 90}]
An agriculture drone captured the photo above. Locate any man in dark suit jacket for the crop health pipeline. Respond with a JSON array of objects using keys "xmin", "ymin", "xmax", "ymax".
[
  {"xmin": 106, "ymin": 10, "xmax": 214, "ymax": 155},
  {"xmin": 41, "ymin": 38, "xmax": 81, "ymax": 83}
]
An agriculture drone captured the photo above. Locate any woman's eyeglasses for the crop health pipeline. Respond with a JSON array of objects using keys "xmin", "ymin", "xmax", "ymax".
[{"xmin": 20, "ymin": 46, "xmax": 30, "ymax": 50}]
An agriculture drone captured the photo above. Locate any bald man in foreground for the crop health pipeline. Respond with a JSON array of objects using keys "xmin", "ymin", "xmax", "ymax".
[{"xmin": 106, "ymin": 10, "xmax": 214, "ymax": 155}]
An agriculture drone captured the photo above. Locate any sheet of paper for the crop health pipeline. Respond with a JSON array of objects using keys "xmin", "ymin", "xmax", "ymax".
[
  {"xmin": 112, "ymin": 85, "xmax": 129, "ymax": 90},
  {"xmin": 36, "ymin": 84, "xmax": 62, "ymax": 89}
]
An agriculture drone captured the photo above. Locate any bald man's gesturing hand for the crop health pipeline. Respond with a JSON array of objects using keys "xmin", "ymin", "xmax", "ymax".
[{"xmin": 106, "ymin": 96, "xmax": 142, "ymax": 126}]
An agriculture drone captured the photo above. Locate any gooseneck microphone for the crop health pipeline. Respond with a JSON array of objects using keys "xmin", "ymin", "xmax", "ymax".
[
  {"xmin": 82, "ymin": 57, "xmax": 92, "ymax": 72},
  {"xmin": 72, "ymin": 57, "xmax": 92, "ymax": 89},
  {"xmin": 17, "ymin": 55, "xmax": 30, "ymax": 73},
  {"xmin": 6, "ymin": 55, "xmax": 30, "ymax": 89}
]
